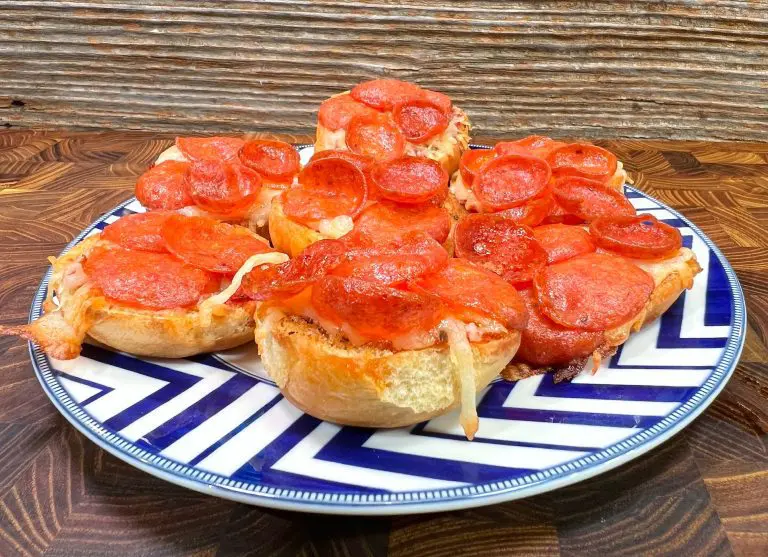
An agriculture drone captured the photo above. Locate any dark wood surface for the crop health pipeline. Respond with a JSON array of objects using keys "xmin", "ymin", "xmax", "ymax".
[
  {"xmin": 0, "ymin": 130, "xmax": 767, "ymax": 556},
  {"xmin": 1, "ymin": 2, "xmax": 767, "ymax": 140}
]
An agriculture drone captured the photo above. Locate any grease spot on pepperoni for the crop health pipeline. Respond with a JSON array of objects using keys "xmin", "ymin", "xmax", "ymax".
[
  {"xmin": 392, "ymin": 100, "xmax": 449, "ymax": 144},
  {"xmin": 371, "ymin": 156, "xmax": 448, "ymax": 204},
  {"xmin": 282, "ymin": 158, "xmax": 367, "ymax": 225},
  {"xmin": 101, "ymin": 212, "xmax": 173, "ymax": 253},
  {"xmin": 472, "ymin": 154, "xmax": 551, "ymax": 212},
  {"xmin": 239, "ymin": 140, "xmax": 300, "ymax": 184},
  {"xmin": 412, "ymin": 259, "xmax": 527, "ymax": 330},
  {"xmin": 345, "ymin": 113, "xmax": 406, "ymax": 162},
  {"xmin": 547, "ymin": 143, "xmax": 618, "ymax": 182},
  {"xmin": 589, "ymin": 214, "xmax": 682, "ymax": 259},
  {"xmin": 533, "ymin": 224, "xmax": 596, "ymax": 264},
  {"xmin": 162, "ymin": 214, "xmax": 272, "ymax": 275},
  {"xmin": 312, "ymin": 275, "xmax": 443, "ymax": 340},
  {"xmin": 83, "ymin": 246, "xmax": 219, "ymax": 309},
  {"xmin": 176, "ymin": 136, "xmax": 245, "ymax": 162},
  {"xmin": 454, "ymin": 214, "xmax": 547, "ymax": 285},
  {"xmin": 551, "ymin": 175, "xmax": 635, "ymax": 222},
  {"xmin": 135, "ymin": 161, "xmax": 193, "ymax": 211},
  {"xmin": 534, "ymin": 252, "xmax": 654, "ymax": 331},
  {"xmin": 184, "ymin": 160, "xmax": 262, "ymax": 218}
]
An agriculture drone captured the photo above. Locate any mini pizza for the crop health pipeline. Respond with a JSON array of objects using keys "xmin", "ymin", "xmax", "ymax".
[
  {"xmin": 241, "ymin": 232, "xmax": 527, "ymax": 439},
  {"xmin": 1, "ymin": 212, "xmax": 288, "ymax": 359},
  {"xmin": 268, "ymin": 150, "xmax": 463, "ymax": 257},
  {"xmin": 137, "ymin": 136, "xmax": 301, "ymax": 232},
  {"xmin": 315, "ymin": 79, "xmax": 471, "ymax": 175},
  {"xmin": 451, "ymin": 212, "xmax": 702, "ymax": 381},
  {"xmin": 450, "ymin": 137, "xmax": 631, "ymax": 223}
]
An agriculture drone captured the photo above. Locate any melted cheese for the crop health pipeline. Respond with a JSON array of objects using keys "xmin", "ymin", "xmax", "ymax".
[
  {"xmin": 155, "ymin": 145, "xmax": 187, "ymax": 164},
  {"xmin": 449, "ymin": 172, "xmax": 482, "ymax": 212},
  {"xmin": 441, "ymin": 318, "xmax": 478, "ymax": 440},
  {"xmin": 201, "ymin": 252, "xmax": 289, "ymax": 310},
  {"xmin": 317, "ymin": 215, "xmax": 354, "ymax": 239}
]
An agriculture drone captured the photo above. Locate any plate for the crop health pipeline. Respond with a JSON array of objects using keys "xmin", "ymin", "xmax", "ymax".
[{"xmin": 28, "ymin": 146, "xmax": 745, "ymax": 515}]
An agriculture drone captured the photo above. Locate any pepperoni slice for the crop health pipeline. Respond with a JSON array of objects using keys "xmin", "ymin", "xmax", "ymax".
[
  {"xmin": 312, "ymin": 275, "xmax": 443, "ymax": 341},
  {"xmin": 239, "ymin": 140, "xmax": 300, "ymax": 185},
  {"xmin": 533, "ymin": 224, "xmax": 596, "ymax": 264},
  {"xmin": 547, "ymin": 143, "xmax": 618, "ymax": 182},
  {"xmin": 454, "ymin": 214, "xmax": 547, "ymax": 285},
  {"xmin": 317, "ymin": 93, "xmax": 379, "ymax": 131},
  {"xmin": 419, "ymin": 89, "xmax": 452, "ymax": 115},
  {"xmin": 345, "ymin": 114, "xmax": 406, "ymax": 162},
  {"xmin": 495, "ymin": 136, "xmax": 566, "ymax": 159},
  {"xmin": 589, "ymin": 214, "xmax": 682, "ymax": 259},
  {"xmin": 310, "ymin": 149, "xmax": 374, "ymax": 174},
  {"xmin": 83, "ymin": 246, "xmax": 219, "ymax": 309},
  {"xmin": 135, "ymin": 161, "xmax": 193, "ymax": 211},
  {"xmin": 162, "ymin": 214, "xmax": 272, "ymax": 275},
  {"xmin": 497, "ymin": 194, "xmax": 554, "ymax": 227},
  {"xmin": 515, "ymin": 288, "xmax": 604, "ymax": 367},
  {"xmin": 242, "ymin": 239, "xmax": 345, "ymax": 301},
  {"xmin": 282, "ymin": 158, "xmax": 367, "ymax": 226},
  {"xmin": 552, "ymin": 175, "xmax": 635, "ymax": 222},
  {"xmin": 332, "ymin": 232, "xmax": 448, "ymax": 285},
  {"xmin": 534, "ymin": 252, "xmax": 654, "ymax": 331},
  {"xmin": 350, "ymin": 78, "xmax": 422, "ymax": 111},
  {"xmin": 370, "ymin": 156, "xmax": 448, "ymax": 205},
  {"xmin": 101, "ymin": 212, "xmax": 172, "ymax": 253},
  {"xmin": 353, "ymin": 201, "xmax": 451, "ymax": 245},
  {"xmin": 472, "ymin": 155, "xmax": 552, "ymax": 212},
  {"xmin": 392, "ymin": 100, "xmax": 449, "ymax": 144},
  {"xmin": 412, "ymin": 259, "xmax": 527, "ymax": 330},
  {"xmin": 176, "ymin": 137, "xmax": 245, "ymax": 162},
  {"xmin": 185, "ymin": 160, "xmax": 262, "ymax": 218},
  {"xmin": 459, "ymin": 149, "xmax": 496, "ymax": 186}
]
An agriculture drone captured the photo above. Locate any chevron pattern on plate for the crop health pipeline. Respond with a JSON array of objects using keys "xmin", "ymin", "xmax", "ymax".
[{"xmin": 30, "ymin": 178, "xmax": 745, "ymax": 512}]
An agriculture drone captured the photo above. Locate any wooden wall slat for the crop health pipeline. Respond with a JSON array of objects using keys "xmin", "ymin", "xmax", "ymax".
[{"xmin": 0, "ymin": 1, "xmax": 766, "ymax": 139}]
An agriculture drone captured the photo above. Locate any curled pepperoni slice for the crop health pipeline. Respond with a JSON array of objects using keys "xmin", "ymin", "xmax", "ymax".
[
  {"xmin": 590, "ymin": 214, "xmax": 682, "ymax": 259},
  {"xmin": 473, "ymin": 155, "xmax": 552, "ymax": 212},
  {"xmin": 412, "ymin": 259, "xmax": 527, "ymax": 330},
  {"xmin": 353, "ymin": 201, "xmax": 451, "ymax": 245},
  {"xmin": 515, "ymin": 288, "xmax": 604, "ymax": 367},
  {"xmin": 345, "ymin": 114, "xmax": 406, "ymax": 162},
  {"xmin": 239, "ymin": 140, "xmax": 299, "ymax": 185},
  {"xmin": 310, "ymin": 149, "xmax": 374, "ymax": 174},
  {"xmin": 332, "ymin": 232, "xmax": 448, "ymax": 285},
  {"xmin": 162, "ymin": 214, "xmax": 272, "ymax": 275},
  {"xmin": 317, "ymin": 93, "xmax": 379, "ymax": 131},
  {"xmin": 135, "ymin": 161, "xmax": 193, "ymax": 211},
  {"xmin": 185, "ymin": 160, "xmax": 262, "ymax": 218},
  {"xmin": 534, "ymin": 252, "xmax": 654, "ymax": 331},
  {"xmin": 459, "ymin": 149, "xmax": 496, "ymax": 186},
  {"xmin": 83, "ymin": 246, "xmax": 219, "ymax": 309},
  {"xmin": 419, "ymin": 89, "xmax": 452, "ymax": 115},
  {"xmin": 176, "ymin": 137, "xmax": 245, "ymax": 162},
  {"xmin": 547, "ymin": 143, "xmax": 618, "ymax": 182},
  {"xmin": 312, "ymin": 275, "xmax": 443, "ymax": 341},
  {"xmin": 242, "ymin": 239, "xmax": 345, "ymax": 301},
  {"xmin": 497, "ymin": 193, "xmax": 554, "ymax": 227},
  {"xmin": 454, "ymin": 214, "xmax": 547, "ymax": 285},
  {"xmin": 533, "ymin": 224, "xmax": 596, "ymax": 264},
  {"xmin": 552, "ymin": 175, "xmax": 635, "ymax": 222},
  {"xmin": 350, "ymin": 78, "xmax": 422, "ymax": 111},
  {"xmin": 101, "ymin": 212, "xmax": 172, "ymax": 253},
  {"xmin": 495, "ymin": 136, "xmax": 566, "ymax": 159},
  {"xmin": 392, "ymin": 100, "xmax": 449, "ymax": 144},
  {"xmin": 282, "ymin": 158, "xmax": 367, "ymax": 226},
  {"xmin": 371, "ymin": 156, "xmax": 448, "ymax": 204}
]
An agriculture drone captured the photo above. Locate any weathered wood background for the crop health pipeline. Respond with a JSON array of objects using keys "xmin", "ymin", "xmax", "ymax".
[
  {"xmin": 0, "ymin": 1, "xmax": 766, "ymax": 140},
  {"xmin": 1, "ymin": 130, "xmax": 767, "ymax": 556}
]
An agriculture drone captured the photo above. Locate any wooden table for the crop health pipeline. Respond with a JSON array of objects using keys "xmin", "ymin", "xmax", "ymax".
[{"xmin": 0, "ymin": 131, "xmax": 766, "ymax": 556}]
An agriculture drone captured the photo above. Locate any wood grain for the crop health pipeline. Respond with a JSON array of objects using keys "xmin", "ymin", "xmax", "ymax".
[
  {"xmin": 1, "ymin": 2, "xmax": 767, "ymax": 140},
  {"xmin": 0, "ymin": 130, "xmax": 767, "ymax": 556}
]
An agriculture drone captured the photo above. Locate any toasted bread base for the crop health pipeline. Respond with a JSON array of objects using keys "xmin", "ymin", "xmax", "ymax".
[
  {"xmin": 503, "ymin": 248, "xmax": 702, "ymax": 381},
  {"xmin": 314, "ymin": 101, "xmax": 472, "ymax": 176},
  {"xmin": 256, "ymin": 314, "xmax": 521, "ymax": 428}
]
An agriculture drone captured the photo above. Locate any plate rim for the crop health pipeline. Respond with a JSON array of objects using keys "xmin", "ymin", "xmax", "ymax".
[{"xmin": 27, "ymin": 156, "xmax": 746, "ymax": 516}]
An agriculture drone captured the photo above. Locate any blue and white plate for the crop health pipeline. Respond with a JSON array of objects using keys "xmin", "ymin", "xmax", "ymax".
[{"xmin": 28, "ymin": 146, "xmax": 745, "ymax": 515}]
